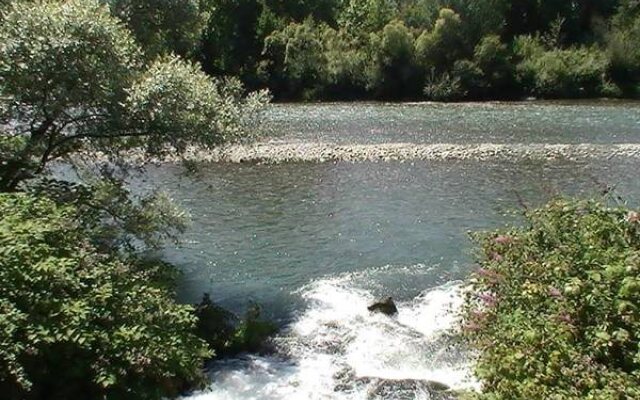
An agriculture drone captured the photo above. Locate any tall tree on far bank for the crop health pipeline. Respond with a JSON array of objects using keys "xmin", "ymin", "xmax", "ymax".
[{"xmin": 104, "ymin": 0, "xmax": 207, "ymax": 59}]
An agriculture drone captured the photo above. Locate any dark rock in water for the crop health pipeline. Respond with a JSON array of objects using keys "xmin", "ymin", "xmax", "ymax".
[
  {"xmin": 366, "ymin": 379, "xmax": 453, "ymax": 400},
  {"xmin": 368, "ymin": 297, "xmax": 398, "ymax": 316},
  {"xmin": 194, "ymin": 293, "xmax": 237, "ymax": 356},
  {"xmin": 426, "ymin": 380, "xmax": 451, "ymax": 392}
]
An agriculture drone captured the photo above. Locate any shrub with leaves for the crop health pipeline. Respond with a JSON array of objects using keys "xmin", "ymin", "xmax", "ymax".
[
  {"xmin": 424, "ymin": 70, "xmax": 467, "ymax": 101},
  {"xmin": 514, "ymin": 37, "xmax": 610, "ymax": 98},
  {"xmin": 462, "ymin": 199, "xmax": 640, "ymax": 399},
  {"xmin": 0, "ymin": 193, "xmax": 211, "ymax": 400}
]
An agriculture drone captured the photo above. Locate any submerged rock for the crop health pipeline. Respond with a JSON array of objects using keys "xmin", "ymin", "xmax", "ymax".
[
  {"xmin": 368, "ymin": 297, "xmax": 398, "ymax": 316},
  {"xmin": 367, "ymin": 379, "xmax": 453, "ymax": 399}
]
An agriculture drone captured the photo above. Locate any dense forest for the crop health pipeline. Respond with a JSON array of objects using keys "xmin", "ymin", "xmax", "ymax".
[{"xmin": 189, "ymin": 0, "xmax": 640, "ymax": 101}]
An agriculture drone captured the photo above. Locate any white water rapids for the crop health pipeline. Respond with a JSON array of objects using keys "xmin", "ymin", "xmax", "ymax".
[{"xmin": 183, "ymin": 270, "xmax": 477, "ymax": 400}]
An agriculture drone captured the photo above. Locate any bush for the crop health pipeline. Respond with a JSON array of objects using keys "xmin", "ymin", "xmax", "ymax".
[
  {"xmin": 462, "ymin": 199, "xmax": 640, "ymax": 399},
  {"xmin": 423, "ymin": 70, "xmax": 467, "ymax": 101},
  {"xmin": 516, "ymin": 40, "xmax": 609, "ymax": 98},
  {"xmin": 0, "ymin": 193, "xmax": 211, "ymax": 400}
]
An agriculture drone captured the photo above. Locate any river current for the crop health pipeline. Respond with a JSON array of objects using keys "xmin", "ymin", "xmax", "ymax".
[{"xmin": 147, "ymin": 101, "xmax": 640, "ymax": 399}]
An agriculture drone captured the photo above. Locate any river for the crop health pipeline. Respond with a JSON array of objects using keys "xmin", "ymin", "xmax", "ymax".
[{"xmin": 145, "ymin": 101, "xmax": 640, "ymax": 399}]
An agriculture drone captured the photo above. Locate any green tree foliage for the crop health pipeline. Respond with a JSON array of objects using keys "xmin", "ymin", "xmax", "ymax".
[
  {"xmin": 127, "ymin": 56, "xmax": 266, "ymax": 152},
  {"xmin": 502, "ymin": 0, "xmax": 618, "ymax": 43},
  {"xmin": 104, "ymin": 0, "xmax": 207, "ymax": 58},
  {"xmin": 197, "ymin": 0, "xmax": 341, "ymax": 83},
  {"xmin": 473, "ymin": 34, "xmax": 516, "ymax": 96},
  {"xmin": 322, "ymin": 28, "xmax": 371, "ymax": 98},
  {"xmin": 261, "ymin": 18, "xmax": 328, "ymax": 99},
  {"xmin": 199, "ymin": 0, "xmax": 267, "ymax": 80},
  {"xmin": 462, "ymin": 199, "xmax": 640, "ymax": 399},
  {"xmin": 338, "ymin": 0, "xmax": 398, "ymax": 32},
  {"xmin": 608, "ymin": 12, "xmax": 640, "ymax": 93},
  {"xmin": 437, "ymin": 0, "xmax": 509, "ymax": 39},
  {"xmin": 0, "ymin": 0, "xmax": 269, "ymax": 191},
  {"xmin": 415, "ymin": 8, "xmax": 465, "ymax": 72},
  {"xmin": 371, "ymin": 19, "xmax": 419, "ymax": 98},
  {"xmin": 514, "ymin": 36, "xmax": 611, "ymax": 98},
  {"xmin": 185, "ymin": 0, "xmax": 640, "ymax": 100},
  {"xmin": 398, "ymin": 0, "xmax": 439, "ymax": 28},
  {"xmin": 0, "ymin": 193, "xmax": 211, "ymax": 400},
  {"xmin": 0, "ymin": 2, "xmax": 275, "ymax": 398}
]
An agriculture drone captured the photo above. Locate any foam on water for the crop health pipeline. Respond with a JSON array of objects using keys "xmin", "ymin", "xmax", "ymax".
[{"xmin": 184, "ymin": 268, "xmax": 477, "ymax": 400}]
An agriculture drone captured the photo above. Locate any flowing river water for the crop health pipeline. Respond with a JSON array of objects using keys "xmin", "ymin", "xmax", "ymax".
[{"xmin": 143, "ymin": 101, "xmax": 640, "ymax": 399}]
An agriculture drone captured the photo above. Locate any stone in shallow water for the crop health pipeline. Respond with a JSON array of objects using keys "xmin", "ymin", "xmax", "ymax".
[
  {"xmin": 368, "ymin": 297, "xmax": 399, "ymax": 316},
  {"xmin": 367, "ymin": 379, "xmax": 453, "ymax": 400}
]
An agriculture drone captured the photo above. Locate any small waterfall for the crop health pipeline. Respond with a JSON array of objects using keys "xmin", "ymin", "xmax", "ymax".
[{"xmin": 184, "ymin": 270, "xmax": 477, "ymax": 400}]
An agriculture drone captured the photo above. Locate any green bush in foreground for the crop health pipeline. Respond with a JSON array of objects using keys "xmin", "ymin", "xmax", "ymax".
[
  {"xmin": 0, "ymin": 193, "xmax": 211, "ymax": 400},
  {"xmin": 462, "ymin": 199, "xmax": 640, "ymax": 399}
]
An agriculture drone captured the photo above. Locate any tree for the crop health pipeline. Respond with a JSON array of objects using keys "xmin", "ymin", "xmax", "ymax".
[
  {"xmin": 0, "ymin": 3, "xmax": 273, "ymax": 399},
  {"xmin": 337, "ymin": 0, "xmax": 398, "ymax": 32},
  {"xmin": 608, "ymin": 12, "xmax": 640, "ymax": 92},
  {"xmin": 369, "ymin": 19, "xmax": 419, "ymax": 98},
  {"xmin": 199, "ymin": 0, "xmax": 266, "ymax": 80},
  {"xmin": 261, "ymin": 18, "xmax": 328, "ymax": 99},
  {"xmin": 322, "ymin": 28, "xmax": 370, "ymax": 98},
  {"xmin": 473, "ymin": 34, "xmax": 516, "ymax": 96},
  {"xmin": 104, "ymin": 0, "xmax": 207, "ymax": 58},
  {"xmin": 399, "ymin": 0, "xmax": 440, "ymax": 29},
  {"xmin": 501, "ymin": 0, "xmax": 619, "ymax": 43},
  {"xmin": 0, "ymin": 0, "xmax": 269, "ymax": 192},
  {"xmin": 415, "ymin": 8, "xmax": 465, "ymax": 73},
  {"xmin": 439, "ymin": 0, "xmax": 509, "ymax": 39},
  {"xmin": 0, "ymin": 193, "xmax": 211, "ymax": 400}
]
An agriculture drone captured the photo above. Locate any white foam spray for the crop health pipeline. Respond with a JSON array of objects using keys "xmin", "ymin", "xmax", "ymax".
[{"xmin": 184, "ymin": 270, "xmax": 477, "ymax": 400}]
